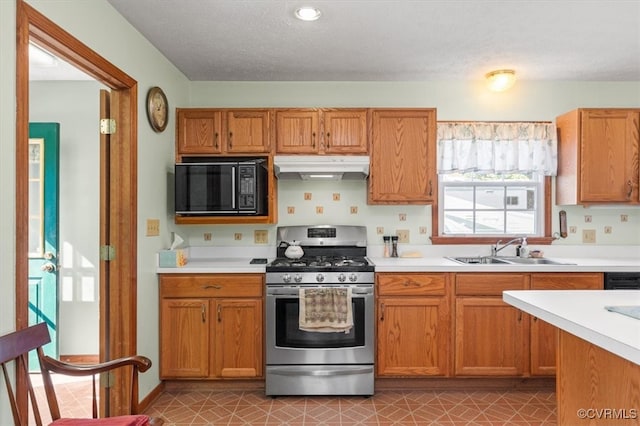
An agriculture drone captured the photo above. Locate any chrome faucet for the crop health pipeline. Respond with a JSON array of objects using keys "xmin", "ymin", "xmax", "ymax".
[{"xmin": 491, "ymin": 237, "xmax": 523, "ymax": 257}]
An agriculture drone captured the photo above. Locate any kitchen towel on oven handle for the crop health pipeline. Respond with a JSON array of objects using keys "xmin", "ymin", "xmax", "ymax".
[{"xmin": 299, "ymin": 287, "xmax": 353, "ymax": 333}]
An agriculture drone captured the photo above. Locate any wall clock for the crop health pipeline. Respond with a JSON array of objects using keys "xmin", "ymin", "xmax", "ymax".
[{"xmin": 146, "ymin": 86, "xmax": 168, "ymax": 132}]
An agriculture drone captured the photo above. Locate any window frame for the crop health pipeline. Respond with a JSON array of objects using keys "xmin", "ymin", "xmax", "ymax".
[{"xmin": 430, "ymin": 176, "xmax": 553, "ymax": 245}]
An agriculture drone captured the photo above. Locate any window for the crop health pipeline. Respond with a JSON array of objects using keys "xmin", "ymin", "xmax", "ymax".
[
  {"xmin": 432, "ymin": 121, "xmax": 556, "ymax": 244},
  {"xmin": 439, "ymin": 172, "xmax": 544, "ymax": 236}
]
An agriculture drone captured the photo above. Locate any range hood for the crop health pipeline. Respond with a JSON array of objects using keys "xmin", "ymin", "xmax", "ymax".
[{"xmin": 274, "ymin": 155, "xmax": 370, "ymax": 180}]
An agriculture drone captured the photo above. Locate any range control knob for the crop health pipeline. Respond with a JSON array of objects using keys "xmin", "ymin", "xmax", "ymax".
[
  {"xmin": 338, "ymin": 273, "xmax": 347, "ymax": 282},
  {"xmin": 349, "ymin": 273, "xmax": 358, "ymax": 282},
  {"xmin": 282, "ymin": 273, "xmax": 292, "ymax": 283},
  {"xmin": 316, "ymin": 273, "xmax": 325, "ymax": 283},
  {"xmin": 294, "ymin": 274, "xmax": 303, "ymax": 283}
]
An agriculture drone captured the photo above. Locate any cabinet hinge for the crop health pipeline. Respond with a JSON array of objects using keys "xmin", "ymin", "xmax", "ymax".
[
  {"xmin": 100, "ymin": 371, "xmax": 115, "ymax": 388},
  {"xmin": 100, "ymin": 118, "xmax": 116, "ymax": 135},
  {"xmin": 100, "ymin": 245, "xmax": 116, "ymax": 261}
]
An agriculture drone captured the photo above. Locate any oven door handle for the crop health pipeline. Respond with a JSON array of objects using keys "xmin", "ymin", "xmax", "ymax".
[{"xmin": 267, "ymin": 366, "xmax": 374, "ymax": 377}]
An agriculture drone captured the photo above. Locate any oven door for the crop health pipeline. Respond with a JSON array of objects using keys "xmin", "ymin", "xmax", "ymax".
[{"xmin": 266, "ymin": 284, "xmax": 374, "ymax": 365}]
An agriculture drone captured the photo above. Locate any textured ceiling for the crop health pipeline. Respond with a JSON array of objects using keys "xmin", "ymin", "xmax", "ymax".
[{"xmin": 104, "ymin": 0, "xmax": 640, "ymax": 82}]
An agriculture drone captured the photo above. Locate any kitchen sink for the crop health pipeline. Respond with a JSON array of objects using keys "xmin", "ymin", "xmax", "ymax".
[
  {"xmin": 498, "ymin": 257, "xmax": 576, "ymax": 265},
  {"xmin": 447, "ymin": 256, "xmax": 512, "ymax": 265},
  {"xmin": 447, "ymin": 256, "xmax": 575, "ymax": 266}
]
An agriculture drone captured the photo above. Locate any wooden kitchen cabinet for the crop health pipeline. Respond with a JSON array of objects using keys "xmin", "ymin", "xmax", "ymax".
[
  {"xmin": 225, "ymin": 109, "xmax": 271, "ymax": 154},
  {"xmin": 275, "ymin": 108, "xmax": 367, "ymax": 154},
  {"xmin": 160, "ymin": 298, "xmax": 210, "ymax": 378},
  {"xmin": 368, "ymin": 109, "xmax": 437, "ymax": 204},
  {"xmin": 176, "ymin": 108, "xmax": 271, "ymax": 159},
  {"xmin": 556, "ymin": 108, "xmax": 640, "ymax": 205},
  {"xmin": 454, "ymin": 273, "xmax": 529, "ymax": 376},
  {"xmin": 529, "ymin": 272, "xmax": 603, "ymax": 376},
  {"xmin": 176, "ymin": 109, "xmax": 223, "ymax": 157},
  {"xmin": 159, "ymin": 274, "xmax": 263, "ymax": 379},
  {"xmin": 376, "ymin": 273, "xmax": 451, "ymax": 376}
]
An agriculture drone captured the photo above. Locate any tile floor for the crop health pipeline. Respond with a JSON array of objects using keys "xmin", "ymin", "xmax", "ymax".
[
  {"xmin": 144, "ymin": 388, "xmax": 557, "ymax": 425},
  {"xmin": 32, "ymin": 375, "xmax": 557, "ymax": 425}
]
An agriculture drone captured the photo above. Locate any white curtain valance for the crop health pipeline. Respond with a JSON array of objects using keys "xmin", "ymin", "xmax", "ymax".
[{"xmin": 437, "ymin": 122, "xmax": 558, "ymax": 176}]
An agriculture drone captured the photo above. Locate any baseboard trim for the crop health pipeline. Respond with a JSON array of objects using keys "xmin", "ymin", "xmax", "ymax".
[
  {"xmin": 375, "ymin": 377, "xmax": 555, "ymax": 391},
  {"xmin": 157, "ymin": 377, "xmax": 554, "ymax": 393},
  {"xmin": 139, "ymin": 381, "xmax": 165, "ymax": 412}
]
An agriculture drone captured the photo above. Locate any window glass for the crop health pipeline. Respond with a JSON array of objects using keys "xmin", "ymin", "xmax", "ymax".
[{"xmin": 439, "ymin": 172, "xmax": 542, "ymax": 236}]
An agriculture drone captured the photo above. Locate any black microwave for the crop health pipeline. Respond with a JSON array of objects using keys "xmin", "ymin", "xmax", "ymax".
[{"xmin": 175, "ymin": 158, "xmax": 268, "ymax": 215}]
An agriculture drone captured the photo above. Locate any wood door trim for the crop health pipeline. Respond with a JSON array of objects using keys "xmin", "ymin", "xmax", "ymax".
[{"xmin": 16, "ymin": 0, "xmax": 138, "ymax": 416}]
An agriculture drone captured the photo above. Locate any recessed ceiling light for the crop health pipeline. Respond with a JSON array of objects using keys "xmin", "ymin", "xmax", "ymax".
[{"xmin": 295, "ymin": 7, "xmax": 321, "ymax": 21}]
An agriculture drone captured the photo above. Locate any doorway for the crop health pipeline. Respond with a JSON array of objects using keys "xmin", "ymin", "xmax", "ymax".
[{"xmin": 16, "ymin": 1, "xmax": 139, "ymax": 417}]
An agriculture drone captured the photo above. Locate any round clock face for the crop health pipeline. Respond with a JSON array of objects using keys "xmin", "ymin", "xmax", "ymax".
[{"xmin": 147, "ymin": 87, "xmax": 168, "ymax": 132}]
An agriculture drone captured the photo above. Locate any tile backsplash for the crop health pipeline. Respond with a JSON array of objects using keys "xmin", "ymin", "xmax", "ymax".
[{"xmin": 173, "ymin": 180, "xmax": 640, "ymax": 248}]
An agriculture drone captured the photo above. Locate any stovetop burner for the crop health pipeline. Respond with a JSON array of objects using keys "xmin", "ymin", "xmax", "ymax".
[{"xmin": 267, "ymin": 256, "xmax": 374, "ymax": 273}]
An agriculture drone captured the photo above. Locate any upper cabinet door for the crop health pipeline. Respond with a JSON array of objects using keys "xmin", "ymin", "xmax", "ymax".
[
  {"xmin": 369, "ymin": 109, "xmax": 437, "ymax": 204},
  {"xmin": 556, "ymin": 108, "xmax": 640, "ymax": 204},
  {"xmin": 275, "ymin": 109, "xmax": 320, "ymax": 154},
  {"xmin": 579, "ymin": 109, "xmax": 639, "ymax": 203},
  {"xmin": 225, "ymin": 109, "xmax": 271, "ymax": 154},
  {"xmin": 176, "ymin": 109, "xmax": 223, "ymax": 157},
  {"xmin": 322, "ymin": 109, "xmax": 368, "ymax": 154}
]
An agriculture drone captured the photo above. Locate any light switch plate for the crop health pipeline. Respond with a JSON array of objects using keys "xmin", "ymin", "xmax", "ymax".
[{"xmin": 146, "ymin": 218, "xmax": 160, "ymax": 236}]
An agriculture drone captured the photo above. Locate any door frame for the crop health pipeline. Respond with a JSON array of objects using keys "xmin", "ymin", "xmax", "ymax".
[{"xmin": 16, "ymin": 0, "xmax": 139, "ymax": 416}]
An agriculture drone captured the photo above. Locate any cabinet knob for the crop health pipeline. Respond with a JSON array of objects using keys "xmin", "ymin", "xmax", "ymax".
[
  {"xmin": 228, "ymin": 132, "xmax": 233, "ymax": 148},
  {"xmin": 217, "ymin": 304, "xmax": 222, "ymax": 322},
  {"xmin": 380, "ymin": 303, "xmax": 385, "ymax": 321},
  {"xmin": 201, "ymin": 304, "xmax": 206, "ymax": 323},
  {"xmin": 214, "ymin": 132, "xmax": 219, "ymax": 148},
  {"xmin": 627, "ymin": 180, "xmax": 633, "ymax": 199}
]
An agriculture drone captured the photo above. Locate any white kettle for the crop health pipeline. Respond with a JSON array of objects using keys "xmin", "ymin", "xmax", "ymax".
[{"xmin": 284, "ymin": 240, "xmax": 304, "ymax": 259}]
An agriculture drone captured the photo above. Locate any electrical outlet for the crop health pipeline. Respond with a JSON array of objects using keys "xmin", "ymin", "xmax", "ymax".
[
  {"xmin": 234, "ymin": 233, "xmax": 242, "ymax": 241},
  {"xmin": 333, "ymin": 193, "xmax": 341, "ymax": 201},
  {"xmin": 376, "ymin": 227, "xmax": 384, "ymax": 235},
  {"xmin": 203, "ymin": 232, "xmax": 212, "ymax": 241},
  {"xmin": 582, "ymin": 229, "xmax": 596, "ymax": 243},
  {"xmin": 396, "ymin": 229, "xmax": 410, "ymax": 243},
  {"xmin": 146, "ymin": 218, "xmax": 160, "ymax": 236},
  {"xmin": 350, "ymin": 206, "xmax": 358, "ymax": 214},
  {"xmin": 254, "ymin": 230, "xmax": 268, "ymax": 244}
]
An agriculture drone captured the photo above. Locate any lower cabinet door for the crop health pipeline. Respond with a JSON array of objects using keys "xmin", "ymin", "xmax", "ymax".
[
  {"xmin": 215, "ymin": 298, "xmax": 263, "ymax": 378},
  {"xmin": 377, "ymin": 297, "xmax": 450, "ymax": 376},
  {"xmin": 160, "ymin": 298, "xmax": 210, "ymax": 378},
  {"xmin": 455, "ymin": 297, "xmax": 526, "ymax": 376}
]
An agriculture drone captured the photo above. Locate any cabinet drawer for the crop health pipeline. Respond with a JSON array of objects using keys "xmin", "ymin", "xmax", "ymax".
[
  {"xmin": 455, "ymin": 273, "xmax": 528, "ymax": 296},
  {"xmin": 377, "ymin": 273, "xmax": 446, "ymax": 296},
  {"xmin": 160, "ymin": 274, "xmax": 263, "ymax": 298}
]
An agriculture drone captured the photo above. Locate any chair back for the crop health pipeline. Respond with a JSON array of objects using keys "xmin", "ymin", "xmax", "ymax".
[{"xmin": 0, "ymin": 322, "xmax": 51, "ymax": 426}]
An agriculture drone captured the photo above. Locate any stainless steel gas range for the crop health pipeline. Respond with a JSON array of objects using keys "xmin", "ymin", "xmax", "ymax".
[{"xmin": 265, "ymin": 225, "xmax": 375, "ymax": 396}]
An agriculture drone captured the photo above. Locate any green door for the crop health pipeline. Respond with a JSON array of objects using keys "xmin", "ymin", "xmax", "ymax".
[{"xmin": 28, "ymin": 123, "xmax": 60, "ymax": 368}]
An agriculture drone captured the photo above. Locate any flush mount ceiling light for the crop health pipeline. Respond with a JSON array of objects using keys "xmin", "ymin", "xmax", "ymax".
[
  {"xmin": 485, "ymin": 69, "xmax": 516, "ymax": 92},
  {"xmin": 295, "ymin": 6, "xmax": 321, "ymax": 21}
]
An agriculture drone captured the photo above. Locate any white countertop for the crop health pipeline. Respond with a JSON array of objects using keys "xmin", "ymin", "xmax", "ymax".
[
  {"xmin": 156, "ymin": 244, "xmax": 640, "ymax": 274},
  {"xmin": 503, "ymin": 290, "xmax": 640, "ymax": 365},
  {"xmin": 371, "ymin": 256, "xmax": 640, "ymax": 272}
]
